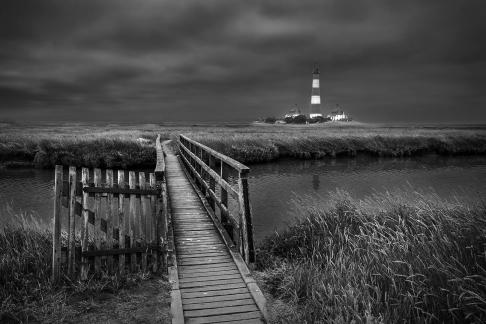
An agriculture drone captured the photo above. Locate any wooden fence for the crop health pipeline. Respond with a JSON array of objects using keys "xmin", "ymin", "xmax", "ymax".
[
  {"xmin": 178, "ymin": 134, "xmax": 255, "ymax": 264},
  {"xmin": 52, "ymin": 136, "xmax": 167, "ymax": 281}
]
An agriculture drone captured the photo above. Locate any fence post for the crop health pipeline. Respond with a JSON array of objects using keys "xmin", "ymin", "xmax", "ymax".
[
  {"xmin": 155, "ymin": 134, "xmax": 167, "ymax": 273},
  {"xmin": 80, "ymin": 168, "xmax": 90, "ymax": 280},
  {"xmin": 118, "ymin": 170, "xmax": 126, "ymax": 275},
  {"xmin": 67, "ymin": 166, "xmax": 77, "ymax": 277},
  {"xmin": 238, "ymin": 170, "xmax": 255, "ymax": 264},
  {"xmin": 105, "ymin": 169, "xmax": 114, "ymax": 274},
  {"xmin": 93, "ymin": 168, "xmax": 102, "ymax": 274},
  {"xmin": 52, "ymin": 165, "xmax": 63, "ymax": 283},
  {"xmin": 139, "ymin": 172, "xmax": 148, "ymax": 272}
]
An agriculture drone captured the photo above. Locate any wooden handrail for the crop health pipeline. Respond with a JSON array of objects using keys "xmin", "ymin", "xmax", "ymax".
[
  {"xmin": 155, "ymin": 134, "xmax": 165, "ymax": 180},
  {"xmin": 178, "ymin": 134, "xmax": 255, "ymax": 264},
  {"xmin": 180, "ymin": 134, "xmax": 249, "ymax": 173}
]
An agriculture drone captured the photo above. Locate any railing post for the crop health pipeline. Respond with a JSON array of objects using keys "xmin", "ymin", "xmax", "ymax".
[
  {"xmin": 208, "ymin": 155, "xmax": 216, "ymax": 211},
  {"xmin": 155, "ymin": 134, "xmax": 168, "ymax": 273},
  {"xmin": 238, "ymin": 170, "xmax": 255, "ymax": 264},
  {"xmin": 52, "ymin": 165, "xmax": 63, "ymax": 283},
  {"xmin": 220, "ymin": 160, "xmax": 233, "ymax": 240}
]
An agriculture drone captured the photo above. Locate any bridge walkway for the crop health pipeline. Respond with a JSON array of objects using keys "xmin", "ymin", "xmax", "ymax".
[{"xmin": 164, "ymin": 143, "xmax": 266, "ymax": 324}]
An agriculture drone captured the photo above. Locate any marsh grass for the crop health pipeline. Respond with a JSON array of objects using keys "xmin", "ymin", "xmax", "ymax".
[
  {"xmin": 1, "ymin": 122, "xmax": 486, "ymax": 168},
  {"xmin": 0, "ymin": 211, "xmax": 157, "ymax": 323},
  {"xmin": 257, "ymin": 191, "xmax": 486, "ymax": 323}
]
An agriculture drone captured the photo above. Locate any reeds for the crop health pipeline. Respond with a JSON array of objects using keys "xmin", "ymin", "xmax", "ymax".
[
  {"xmin": 1, "ymin": 123, "xmax": 485, "ymax": 168},
  {"xmin": 257, "ymin": 191, "xmax": 486, "ymax": 323},
  {"xmin": 0, "ymin": 211, "xmax": 156, "ymax": 322}
]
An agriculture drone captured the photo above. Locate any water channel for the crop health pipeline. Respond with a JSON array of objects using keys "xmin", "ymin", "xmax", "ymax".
[{"xmin": 1, "ymin": 155, "xmax": 485, "ymax": 242}]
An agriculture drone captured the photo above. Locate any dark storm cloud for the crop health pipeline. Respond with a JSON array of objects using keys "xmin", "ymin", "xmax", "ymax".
[{"xmin": 0, "ymin": 0, "xmax": 485, "ymax": 122}]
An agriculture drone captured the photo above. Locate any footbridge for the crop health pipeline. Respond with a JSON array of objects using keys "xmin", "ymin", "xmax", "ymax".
[{"xmin": 161, "ymin": 135, "xmax": 268, "ymax": 324}]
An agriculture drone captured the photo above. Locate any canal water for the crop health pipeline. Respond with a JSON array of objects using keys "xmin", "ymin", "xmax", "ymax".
[{"xmin": 1, "ymin": 155, "xmax": 485, "ymax": 242}]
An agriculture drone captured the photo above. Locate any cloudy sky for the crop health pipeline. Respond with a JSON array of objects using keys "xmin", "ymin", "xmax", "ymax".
[{"xmin": 0, "ymin": 0, "xmax": 484, "ymax": 123}]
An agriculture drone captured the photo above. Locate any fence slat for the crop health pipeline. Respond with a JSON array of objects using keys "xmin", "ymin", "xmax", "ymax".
[
  {"xmin": 80, "ymin": 168, "xmax": 90, "ymax": 279},
  {"xmin": 139, "ymin": 172, "xmax": 148, "ymax": 272},
  {"xmin": 118, "ymin": 170, "xmax": 126, "ymax": 275},
  {"xmin": 93, "ymin": 168, "xmax": 102, "ymax": 273},
  {"xmin": 52, "ymin": 165, "xmax": 63, "ymax": 283},
  {"xmin": 150, "ymin": 173, "xmax": 158, "ymax": 272},
  {"xmin": 129, "ymin": 171, "xmax": 138, "ymax": 272},
  {"xmin": 105, "ymin": 169, "xmax": 114, "ymax": 273},
  {"xmin": 67, "ymin": 166, "xmax": 77, "ymax": 277}
]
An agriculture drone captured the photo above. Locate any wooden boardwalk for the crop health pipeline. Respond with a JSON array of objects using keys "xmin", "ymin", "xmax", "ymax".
[{"xmin": 164, "ymin": 143, "xmax": 267, "ymax": 324}]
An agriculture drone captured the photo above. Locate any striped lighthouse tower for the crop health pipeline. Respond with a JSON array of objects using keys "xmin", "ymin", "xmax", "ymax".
[{"xmin": 309, "ymin": 64, "xmax": 323, "ymax": 119}]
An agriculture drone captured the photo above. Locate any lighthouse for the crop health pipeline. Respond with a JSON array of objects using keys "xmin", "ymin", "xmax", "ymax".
[{"xmin": 309, "ymin": 64, "xmax": 323, "ymax": 119}]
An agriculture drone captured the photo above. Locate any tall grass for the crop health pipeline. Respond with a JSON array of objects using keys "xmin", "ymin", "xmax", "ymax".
[
  {"xmin": 1, "ymin": 122, "xmax": 486, "ymax": 168},
  {"xmin": 0, "ymin": 212, "xmax": 156, "ymax": 322},
  {"xmin": 257, "ymin": 191, "xmax": 486, "ymax": 323}
]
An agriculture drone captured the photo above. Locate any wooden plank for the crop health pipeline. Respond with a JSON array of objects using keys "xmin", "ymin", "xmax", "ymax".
[
  {"xmin": 51, "ymin": 165, "xmax": 63, "ymax": 283},
  {"xmin": 177, "ymin": 249, "xmax": 227, "ymax": 255},
  {"xmin": 129, "ymin": 171, "xmax": 138, "ymax": 272},
  {"xmin": 238, "ymin": 173, "xmax": 255, "ymax": 264},
  {"xmin": 182, "ymin": 292, "xmax": 252, "ymax": 304},
  {"xmin": 67, "ymin": 166, "xmax": 77, "ymax": 277},
  {"xmin": 93, "ymin": 168, "xmax": 102, "ymax": 274},
  {"xmin": 180, "ymin": 278, "xmax": 244, "ymax": 289},
  {"xmin": 185, "ymin": 311, "xmax": 262, "ymax": 324},
  {"xmin": 178, "ymin": 255, "xmax": 230, "ymax": 262},
  {"xmin": 83, "ymin": 186, "xmax": 160, "ymax": 196},
  {"xmin": 183, "ymin": 298, "xmax": 255, "ymax": 311},
  {"xmin": 177, "ymin": 252, "xmax": 229, "ymax": 259},
  {"xmin": 180, "ymin": 282, "xmax": 246, "ymax": 293},
  {"xmin": 105, "ymin": 169, "xmax": 114, "ymax": 273},
  {"xmin": 217, "ymin": 319, "xmax": 263, "ymax": 324},
  {"xmin": 184, "ymin": 304, "xmax": 258, "ymax": 318},
  {"xmin": 179, "ymin": 265, "xmax": 237, "ymax": 274},
  {"xmin": 179, "ymin": 269, "xmax": 240, "ymax": 279},
  {"xmin": 139, "ymin": 172, "xmax": 148, "ymax": 272},
  {"xmin": 118, "ymin": 170, "xmax": 126, "ymax": 275},
  {"xmin": 80, "ymin": 168, "xmax": 90, "ymax": 279},
  {"xmin": 155, "ymin": 134, "xmax": 165, "ymax": 179},
  {"xmin": 149, "ymin": 173, "xmax": 158, "ymax": 271},
  {"xmin": 181, "ymin": 287, "xmax": 250, "ymax": 299},
  {"xmin": 179, "ymin": 274, "xmax": 242, "ymax": 284},
  {"xmin": 178, "ymin": 259, "xmax": 233, "ymax": 267}
]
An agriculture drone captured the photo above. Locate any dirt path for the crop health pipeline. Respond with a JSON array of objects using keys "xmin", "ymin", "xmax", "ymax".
[{"xmin": 60, "ymin": 278, "xmax": 170, "ymax": 324}]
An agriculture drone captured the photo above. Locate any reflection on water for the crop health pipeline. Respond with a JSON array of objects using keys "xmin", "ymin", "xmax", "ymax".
[
  {"xmin": 1, "ymin": 155, "xmax": 486, "ymax": 242},
  {"xmin": 249, "ymin": 155, "xmax": 486, "ymax": 241}
]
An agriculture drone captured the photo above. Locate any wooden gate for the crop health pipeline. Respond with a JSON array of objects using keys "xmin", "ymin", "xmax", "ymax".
[{"xmin": 51, "ymin": 163, "xmax": 167, "ymax": 281}]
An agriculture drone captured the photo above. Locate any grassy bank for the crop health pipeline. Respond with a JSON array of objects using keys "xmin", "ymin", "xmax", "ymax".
[
  {"xmin": 1, "ymin": 122, "xmax": 486, "ymax": 168},
  {"xmin": 0, "ymin": 213, "xmax": 170, "ymax": 323},
  {"xmin": 257, "ymin": 191, "xmax": 486, "ymax": 323},
  {"xmin": 190, "ymin": 124, "xmax": 486, "ymax": 163}
]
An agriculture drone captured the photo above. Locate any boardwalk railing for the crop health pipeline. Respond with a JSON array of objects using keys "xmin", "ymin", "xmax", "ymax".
[
  {"xmin": 52, "ymin": 136, "xmax": 168, "ymax": 281},
  {"xmin": 178, "ymin": 134, "xmax": 255, "ymax": 264}
]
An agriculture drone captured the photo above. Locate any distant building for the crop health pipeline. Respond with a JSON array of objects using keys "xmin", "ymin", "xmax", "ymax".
[
  {"xmin": 328, "ymin": 110, "xmax": 351, "ymax": 121},
  {"xmin": 284, "ymin": 106, "xmax": 301, "ymax": 119}
]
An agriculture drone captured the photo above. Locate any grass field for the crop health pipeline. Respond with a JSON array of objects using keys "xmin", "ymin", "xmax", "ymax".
[
  {"xmin": 1, "ymin": 122, "xmax": 486, "ymax": 168},
  {"xmin": 0, "ymin": 211, "xmax": 170, "ymax": 322},
  {"xmin": 256, "ymin": 191, "xmax": 486, "ymax": 323}
]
